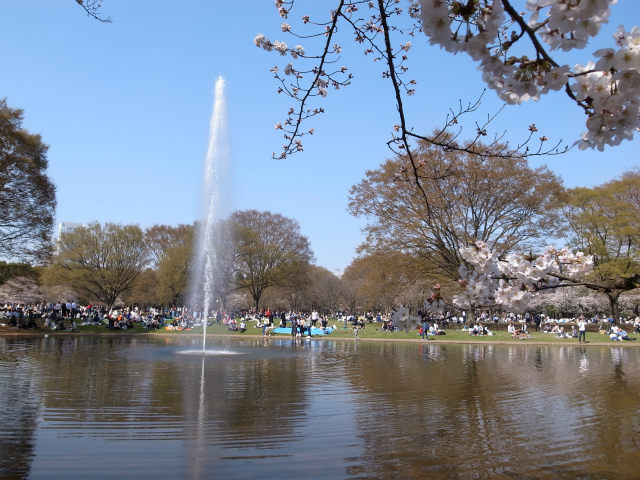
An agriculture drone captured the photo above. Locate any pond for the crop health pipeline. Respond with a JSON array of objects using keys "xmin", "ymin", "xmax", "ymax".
[{"xmin": 1, "ymin": 335, "xmax": 639, "ymax": 479}]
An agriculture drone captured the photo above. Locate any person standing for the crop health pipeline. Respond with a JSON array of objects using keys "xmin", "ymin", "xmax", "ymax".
[
  {"xmin": 578, "ymin": 317, "xmax": 587, "ymax": 344},
  {"xmin": 300, "ymin": 318, "xmax": 307, "ymax": 337},
  {"xmin": 421, "ymin": 317, "xmax": 429, "ymax": 341}
]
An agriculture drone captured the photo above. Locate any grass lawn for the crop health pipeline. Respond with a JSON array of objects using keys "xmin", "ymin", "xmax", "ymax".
[{"xmin": 4, "ymin": 321, "xmax": 636, "ymax": 345}]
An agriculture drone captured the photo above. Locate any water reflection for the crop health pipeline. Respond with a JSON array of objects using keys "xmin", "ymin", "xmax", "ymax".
[{"xmin": 0, "ymin": 336, "xmax": 639, "ymax": 479}]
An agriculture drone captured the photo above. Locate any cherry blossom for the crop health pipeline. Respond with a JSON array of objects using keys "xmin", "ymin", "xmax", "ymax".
[
  {"xmin": 256, "ymin": 1, "xmax": 638, "ymax": 161},
  {"xmin": 416, "ymin": 0, "xmax": 639, "ymax": 151},
  {"xmin": 443, "ymin": 241, "xmax": 594, "ymax": 313},
  {"xmin": 390, "ymin": 307, "xmax": 423, "ymax": 332}
]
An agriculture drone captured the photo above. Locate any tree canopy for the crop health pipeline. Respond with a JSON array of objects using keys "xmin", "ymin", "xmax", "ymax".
[
  {"xmin": 349, "ymin": 141, "xmax": 564, "ymax": 279},
  {"xmin": 561, "ymin": 170, "xmax": 640, "ymax": 320},
  {"xmin": 145, "ymin": 223, "xmax": 193, "ymax": 270},
  {"xmin": 230, "ymin": 209, "xmax": 314, "ymax": 310},
  {"xmin": 342, "ymin": 251, "xmax": 428, "ymax": 313},
  {"xmin": 0, "ymin": 99, "xmax": 56, "ymax": 263},
  {"xmin": 154, "ymin": 225, "xmax": 195, "ymax": 307},
  {"xmin": 43, "ymin": 222, "xmax": 147, "ymax": 310}
]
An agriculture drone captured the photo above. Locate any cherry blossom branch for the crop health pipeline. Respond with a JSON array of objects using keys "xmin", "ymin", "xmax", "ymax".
[
  {"xmin": 257, "ymin": 0, "xmax": 639, "ymax": 167},
  {"xmin": 75, "ymin": 0, "xmax": 111, "ymax": 23}
]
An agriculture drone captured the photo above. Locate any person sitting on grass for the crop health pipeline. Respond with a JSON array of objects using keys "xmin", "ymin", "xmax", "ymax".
[
  {"xmin": 240, "ymin": 320, "xmax": 247, "ymax": 333},
  {"xmin": 618, "ymin": 329, "xmax": 636, "ymax": 341},
  {"xmin": 508, "ymin": 322, "xmax": 516, "ymax": 336},
  {"xmin": 470, "ymin": 324, "xmax": 482, "ymax": 336}
]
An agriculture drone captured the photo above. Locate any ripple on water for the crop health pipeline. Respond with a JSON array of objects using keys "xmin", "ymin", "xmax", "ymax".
[{"xmin": 175, "ymin": 349, "xmax": 241, "ymax": 356}]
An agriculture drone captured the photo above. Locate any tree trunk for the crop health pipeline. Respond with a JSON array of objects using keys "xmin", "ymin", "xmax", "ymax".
[
  {"xmin": 607, "ymin": 292, "xmax": 622, "ymax": 325},
  {"xmin": 467, "ymin": 308, "xmax": 476, "ymax": 327}
]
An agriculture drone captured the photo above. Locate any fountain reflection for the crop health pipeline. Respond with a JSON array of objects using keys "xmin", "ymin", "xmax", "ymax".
[{"xmin": 3, "ymin": 337, "xmax": 640, "ymax": 479}]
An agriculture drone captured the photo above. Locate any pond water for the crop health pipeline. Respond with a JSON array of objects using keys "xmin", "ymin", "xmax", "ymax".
[{"xmin": 1, "ymin": 335, "xmax": 639, "ymax": 479}]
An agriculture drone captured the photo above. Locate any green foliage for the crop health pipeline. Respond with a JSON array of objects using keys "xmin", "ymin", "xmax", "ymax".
[
  {"xmin": 564, "ymin": 172, "xmax": 640, "ymax": 276},
  {"xmin": 43, "ymin": 222, "xmax": 147, "ymax": 309},
  {"xmin": 559, "ymin": 170, "xmax": 640, "ymax": 321},
  {"xmin": 155, "ymin": 227, "xmax": 194, "ymax": 306},
  {"xmin": 0, "ymin": 261, "xmax": 39, "ymax": 285},
  {"xmin": 0, "ymin": 99, "xmax": 56, "ymax": 263}
]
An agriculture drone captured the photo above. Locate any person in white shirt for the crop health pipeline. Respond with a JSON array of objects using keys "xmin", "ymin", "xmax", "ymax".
[{"xmin": 577, "ymin": 317, "xmax": 587, "ymax": 343}]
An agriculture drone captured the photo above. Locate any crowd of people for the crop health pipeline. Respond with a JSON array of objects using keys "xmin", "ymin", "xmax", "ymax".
[{"xmin": 2, "ymin": 301, "xmax": 640, "ymax": 343}]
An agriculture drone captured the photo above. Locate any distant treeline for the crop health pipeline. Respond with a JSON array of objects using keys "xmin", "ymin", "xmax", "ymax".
[{"xmin": 0, "ymin": 262, "xmax": 39, "ymax": 285}]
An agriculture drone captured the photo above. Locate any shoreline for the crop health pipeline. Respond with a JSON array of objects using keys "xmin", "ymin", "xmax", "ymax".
[{"xmin": 1, "ymin": 327, "xmax": 638, "ymax": 347}]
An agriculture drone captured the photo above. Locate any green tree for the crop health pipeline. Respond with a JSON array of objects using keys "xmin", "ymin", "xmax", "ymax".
[
  {"xmin": 0, "ymin": 261, "xmax": 39, "ymax": 285},
  {"xmin": 43, "ymin": 222, "xmax": 147, "ymax": 310},
  {"xmin": 562, "ymin": 170, "xmax": 640, "ymax": 322},
  {"xmin": 348, "ymin": 141, "xmax": 564, "ymax": 282},
  {"xmin": 124, "ymin": 268, "xmax": 158, "ymax": 308},
  {"xmin": 230, "ymin": 210, "xmax": 313, "ymax": 311},
  {"xmin": 211, "ymin": 219, "xmax": 239, "ymax": 310},
  {"xmin": 155, "ymin": 227, "xmax": 194, "ymax": 307},
  {"xmin": 0, "ymin": 99, "xmax": 56, "ymax": 263}
]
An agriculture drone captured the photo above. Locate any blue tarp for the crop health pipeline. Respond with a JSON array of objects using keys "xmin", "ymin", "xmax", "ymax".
[{"xmin": 271, "ymin": 327, "xmax": 335, "ymax": 336}]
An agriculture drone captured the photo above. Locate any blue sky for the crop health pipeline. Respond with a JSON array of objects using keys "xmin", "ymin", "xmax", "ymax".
[{"xmin": 1, "ymin": 0, "xmax": 638, "ymax": 273}]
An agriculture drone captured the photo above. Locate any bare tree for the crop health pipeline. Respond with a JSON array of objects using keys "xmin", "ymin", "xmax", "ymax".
[
  {"xmin": 230, "ymin": 210, "xmax": 314, "ymax": 310},
  {"xmin": 349, "ymin": 141, "xmax": 565, "ymax": 278}
]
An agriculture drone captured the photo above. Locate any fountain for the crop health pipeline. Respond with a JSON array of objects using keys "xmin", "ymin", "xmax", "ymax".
[{"xmin": 189, "ymin": 76, "xmax": 230, "ymax": 352}]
